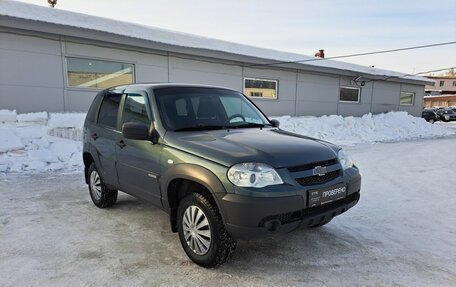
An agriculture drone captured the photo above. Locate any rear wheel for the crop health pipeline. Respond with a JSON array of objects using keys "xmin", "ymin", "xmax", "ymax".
[
  {"xmin": 429, "ymin": 119, "xmax": 435, "ymax": 124},
  {"xmin": 177, "ymin": 192, "xmax": 236, "ymax": 268},
  {"xmin": 88, "ymin": 163, "xmax": 118, "ymax": 208}
]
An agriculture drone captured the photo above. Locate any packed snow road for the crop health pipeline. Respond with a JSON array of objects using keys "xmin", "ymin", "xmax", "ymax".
[{"xmin": 1, "ymin": 137, "xmax": 455, "ymax": 286}]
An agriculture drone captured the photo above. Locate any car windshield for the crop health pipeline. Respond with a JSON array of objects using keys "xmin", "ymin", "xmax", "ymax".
[{"xmin": 154, "ymin": 87, "xmax": 271, "ymax": 131}]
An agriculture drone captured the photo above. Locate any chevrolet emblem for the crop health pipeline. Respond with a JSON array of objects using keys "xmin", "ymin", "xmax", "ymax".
[{"xmin": 312, "ymin": 166, "xmax": 327, "ymax": 176}]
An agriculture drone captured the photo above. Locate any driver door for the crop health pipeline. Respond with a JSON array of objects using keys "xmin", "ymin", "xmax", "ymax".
[{"xmin": 115, "ymin": 92, "xmax": 162, "ymax": 207}]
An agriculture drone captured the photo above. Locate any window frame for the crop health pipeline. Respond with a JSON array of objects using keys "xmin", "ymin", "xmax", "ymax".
[
  {"xmin": 452, "ymin": 81, "xmax": 456, "ymax": 87},
  {"xmin": 243, "ymin": 77, "xmax": 279, "ymax": 100},
  {"xmin": 399, "ymin": 91, "xmax": 415, "ymax": 106},
  {"xmin": 65, "ymin": 56, "xmax": 136, "ymax": 91},
  {"xmin": 339, "ymin": 86, "xmax": 361, "ymax": 103},
  {"xmin": 439, "ymin": 80, "xmax": 445, "ymax": 87}
]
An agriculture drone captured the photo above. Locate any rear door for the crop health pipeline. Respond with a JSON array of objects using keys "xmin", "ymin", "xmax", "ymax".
[
  {"xmin": 116, "ymin": 92, "xmax": 163, "ymax": 206},
  {"xmin": 91, "ymin": 93, "xmax": 123, "ymax": 187}
]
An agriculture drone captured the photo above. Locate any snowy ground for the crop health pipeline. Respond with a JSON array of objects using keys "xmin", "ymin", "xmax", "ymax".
[{"xmin": 1, "ymin": 137, "xmax": 455, "ymax": 286}]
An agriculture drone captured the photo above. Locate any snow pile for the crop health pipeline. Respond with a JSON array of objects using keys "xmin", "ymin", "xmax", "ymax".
[
  {"xmin": 0, "ymin": 111, "xmax": 86, "ymax": 173},
  {"xmin": 0, "ymin": 109, "xmax": 17, "ymax": 122},
  {"xmin": 48, "ymin": 113, "xmax": 86, "ymax": 129},
  {"xmin": 273, "ymin": 111, "xmax": 456, "ymax": 146},
  {"xmin": 1, "ymin": 110, "xmax": 455, "ymax": 173}
]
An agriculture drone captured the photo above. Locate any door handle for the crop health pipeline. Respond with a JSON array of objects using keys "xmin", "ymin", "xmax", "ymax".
[
  {"xmin": 91, "ymin": 133, "xmax": 98, "ymax": 140},
  {"xmin": 117, "ymin": 140, "xmax": 126, "ymax": 149}
]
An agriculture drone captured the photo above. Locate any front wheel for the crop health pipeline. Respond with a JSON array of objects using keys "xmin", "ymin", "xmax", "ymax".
[
  {"xmin": 177, "ymin": 193, "xmax": 237, "ymax": 268},
  {"xmin": 88, "ymin": 163, "xmax": 118, "ymax": 208}
]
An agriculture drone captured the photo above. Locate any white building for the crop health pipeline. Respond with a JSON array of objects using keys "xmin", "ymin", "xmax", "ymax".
[{"xmin": 0, "ymin": 0, "xmax": 429, "ymax": 116}]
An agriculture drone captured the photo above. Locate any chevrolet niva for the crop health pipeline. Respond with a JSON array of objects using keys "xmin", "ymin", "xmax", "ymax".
[{"xmin": 83, "ymin": 84, "xmax": 361, "ymax": 267}]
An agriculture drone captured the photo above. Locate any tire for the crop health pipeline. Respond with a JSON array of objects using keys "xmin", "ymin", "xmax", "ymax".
[
  {"xmin": 87, "ymin": 163, "xmax": 118, "ymax": 208},
  {"xmin": 310, "ymin": 219, "xmax": 332, "ymax": 228},
  {"xmin": 429, "ymin": 119, "xmax": 435, "ymax": 124},
  {"xmin": 177, "ymin": 192, "xmax": 237, "ymax": 268}
]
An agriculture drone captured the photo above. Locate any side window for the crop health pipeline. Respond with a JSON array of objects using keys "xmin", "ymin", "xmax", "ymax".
[
  {"xmin": 97, "ymin": 93, "xmax": 122, "ymax": 129},
  {"xmin": 121, "ymin": 94, "xmax": 152, "ymax": 126}
]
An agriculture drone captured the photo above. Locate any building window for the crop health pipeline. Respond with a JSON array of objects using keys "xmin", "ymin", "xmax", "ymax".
[
  {"xmin": 339, "ymin": 87, "xmax": 360, "ymax": 103},
  {"xmin": 66, "ymin": 57, "xmax": 134, "ymax": 89},
  {"xmin": 244, "ymin": 78, "xmax": 278, "ymax": 99},
  {"xmin": 439, "ymin": 80, "xmax": 445, "ymax": 87},
  {"xmin": 400, "ymin": 91, "xmax": 415, "ymax": 106},
  {"xmin": 430, "ymin": 82, "xmax": 435, "ymax": 86},
  {"xmin": 453, "ymin": 81, "xmax": 456, "ymax": 87}
]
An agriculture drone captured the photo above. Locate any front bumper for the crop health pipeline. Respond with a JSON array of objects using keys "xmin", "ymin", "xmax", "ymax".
[{"xmin": 218, "ymin": 173, "xmax": 361, "ymax": 240}]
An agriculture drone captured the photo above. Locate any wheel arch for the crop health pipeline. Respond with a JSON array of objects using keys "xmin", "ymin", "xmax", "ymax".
[
  {"xmin": 160, "ymin": 164, "xmax": 228, "ymax": 232},
  {"xmin": 83, "ymin": 152, "xmax": 95, "ymax": 184}
]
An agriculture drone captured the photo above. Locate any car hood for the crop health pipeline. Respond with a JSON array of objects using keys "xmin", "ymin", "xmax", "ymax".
[{"xmin": 164, "ymin": 128, "xmax": 339, "ymax": 168}]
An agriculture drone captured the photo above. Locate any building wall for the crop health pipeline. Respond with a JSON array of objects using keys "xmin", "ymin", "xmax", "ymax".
[
  {"xmin": 0, "ymin": 32, "xmax": 65, "ymax": 112},
  {"xmin": 425, "ymin": 77, "xmax": 456, "ymax": 93},
  {"xmin": 0, "ymin": 31, "xmax": 425, "ymax": 117},
  {"xmin": 424, "ymin": 96, "xmax": 456, "ymax": 108}
]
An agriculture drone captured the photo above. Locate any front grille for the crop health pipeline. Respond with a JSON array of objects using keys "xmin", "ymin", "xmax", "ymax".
[
  {"xmin": 296, "ymin": 170, "xmax": 340, "ymax": 186},
  {"xmin": 288, "ymin": 158, "xmax": 338, "ymax": 173}
]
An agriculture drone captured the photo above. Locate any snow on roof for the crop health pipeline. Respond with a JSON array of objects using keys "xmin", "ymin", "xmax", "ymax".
[{"xmin": 0, "ymin": 0, "xmax": 429, "ymax": 83}]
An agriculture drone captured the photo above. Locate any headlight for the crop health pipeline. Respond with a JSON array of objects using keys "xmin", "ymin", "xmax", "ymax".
[
  {"xmin": 227, "ymin": 162, "xmax": 283, "ymax": 188},
  {"xmin": 338, "ymin": 149, "xmax": 354, "ymax": 170}
]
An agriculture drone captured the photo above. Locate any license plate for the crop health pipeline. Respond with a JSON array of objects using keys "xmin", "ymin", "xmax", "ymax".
[{"xmin": 308, "ymin": 184, "xmax": 347, "ymax": 207}]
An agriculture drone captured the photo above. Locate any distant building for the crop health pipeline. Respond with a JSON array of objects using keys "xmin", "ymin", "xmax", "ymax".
[
  {"xmin": 423, "ymin": 95, "xmax": 456, "ymax": 108},
  {"xmin": 425, "ymin": 76, "xmax": 456, "ymax": 96},
  {"xmin": 0, "ymin": 0, "xmax": 430, "ymax": 116}
]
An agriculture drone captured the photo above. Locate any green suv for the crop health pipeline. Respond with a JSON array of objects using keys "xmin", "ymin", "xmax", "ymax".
[{"xmin": 83, "ymin": 84, "xmax": 361, "ymax": 267}]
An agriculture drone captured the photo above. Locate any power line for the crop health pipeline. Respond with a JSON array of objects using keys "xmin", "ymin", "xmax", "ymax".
[
  {"xmin": 352, "ymin": 67, "xmax": 456, "ymax": 85},
  {"xmin": 412, "ymin": 67, "xmax": 455, "ymax": 75},
  {"xmin": 247, "ymin": 41, "xmax": 456, "ymax": 67}
]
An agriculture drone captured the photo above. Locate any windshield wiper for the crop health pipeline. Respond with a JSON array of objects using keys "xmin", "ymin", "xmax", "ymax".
[
  {"xmin": 226, "ymin": 122, "xmax": 269, "ymax": 129},
  {"xmin": 174, "ymin": 125, "xmax": 225, "ymax": 132}
]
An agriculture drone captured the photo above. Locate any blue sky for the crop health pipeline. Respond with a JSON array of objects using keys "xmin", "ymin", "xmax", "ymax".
[{"xmin": 18, "ymin": 0, "xmax": 456, "ymax": 74}]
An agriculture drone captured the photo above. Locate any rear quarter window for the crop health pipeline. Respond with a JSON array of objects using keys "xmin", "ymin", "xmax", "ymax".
[
  {"xmin": 97, "ymin": 94, "xmax": 123, "ymax": 129},
  {"xmin": 85, "ymin": 93, "xmax": 103, "ymax": 123}
]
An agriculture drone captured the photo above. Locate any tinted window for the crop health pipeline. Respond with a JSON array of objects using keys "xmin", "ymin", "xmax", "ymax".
[
  {"xmin": 155, "ymin": 87, "xmax": 269, "ymax": 131},
  {"xmin": 220, "ymin": 96, "xmax": 263, "ymax": 123},
  {"xmin": 97, "ymin": 94, "xmax": 122, "ymax": 128},
  {"xmin": 121, "ymin": 94, "xmax": 152, "ymax": 126},
  {"xmin": 86, "ymin": 93, "xmax": 103, "ymax": 123}
]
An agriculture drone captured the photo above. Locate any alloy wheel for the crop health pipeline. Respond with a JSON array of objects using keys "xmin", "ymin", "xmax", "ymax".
[{"xmin": 182, "ymin": 205, "xmax": 212, "ymax": 255}]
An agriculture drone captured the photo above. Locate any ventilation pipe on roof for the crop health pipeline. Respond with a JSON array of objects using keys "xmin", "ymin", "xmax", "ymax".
[
  {"xmin": 314, "ymin": 49, "xmax": 325, "ymax": 58},
  {"xmin": 48, "ymin": 0, "xmax": 57, "ymax": 8}
]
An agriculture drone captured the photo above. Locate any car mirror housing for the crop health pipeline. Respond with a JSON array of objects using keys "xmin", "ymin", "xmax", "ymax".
[
  {"xmin": 270, "ymin": 119, "xmax": 280, "ymax": 128},
  {"xmin": 122, "ymin": 122, "xmax": 152, "ymax": 141}
]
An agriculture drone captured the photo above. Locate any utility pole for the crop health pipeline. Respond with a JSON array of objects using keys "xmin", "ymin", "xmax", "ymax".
[{"xmin": 48, "ymin": 0, "xmax": 57, "ymax": 8}]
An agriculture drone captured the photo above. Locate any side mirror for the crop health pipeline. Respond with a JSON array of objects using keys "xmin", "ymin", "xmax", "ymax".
[
  {"xmin": 270, "ymin": 119, "xmax": 280, "ymax": 128},
  {"xmin": 122, "ymin": 122, "xmax": 151, "ymax": 141}
]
